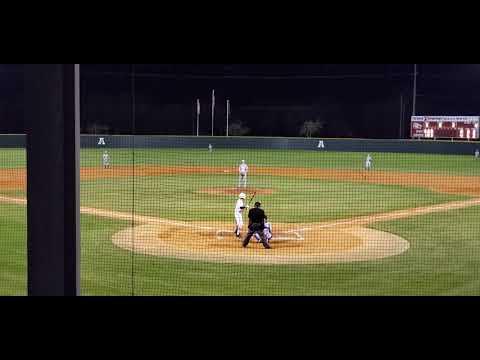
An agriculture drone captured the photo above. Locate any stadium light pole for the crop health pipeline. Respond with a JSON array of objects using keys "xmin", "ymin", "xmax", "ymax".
[
  {"xmin": 400, "ymin": 93, "xmax": 403, "ymax": 139},
  {"xmin": 412, "ymin": 64, "xmax": 418, "ymax": 116},
  {"xmin": 211, "ymin": 89, "xmax": 215, "ymax": 136},
  {"xmin": 196, "ymin": 99, "xmax": 200, "ymax": 136},
  {"xmin": 226, "ymin": 99, "xmax": 230, "ymax": 137}
]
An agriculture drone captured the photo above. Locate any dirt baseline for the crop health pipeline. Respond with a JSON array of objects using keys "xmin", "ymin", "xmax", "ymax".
[
  {"xmin": 198, "ymin": 187, "xmax": 275, "ymax": 196},
  {"xmin": 2, "ymin": 165, "xmax": 480, "ymax": 196}
]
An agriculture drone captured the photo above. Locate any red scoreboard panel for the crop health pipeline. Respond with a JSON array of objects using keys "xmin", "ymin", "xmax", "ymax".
[{"xmin": 411, "ymin": 116, "xmax": 480, "ymax": 140}]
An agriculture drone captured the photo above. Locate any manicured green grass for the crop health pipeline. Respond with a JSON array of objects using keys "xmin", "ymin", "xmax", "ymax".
[
  {"xmin": 80, "ymin": 174, "xmax": 465, "ymax": 222},
  {"xmin": 2, "ymin": 146, "xmax": 480, "ymax": 296},
  {"xmin": 79, "ymin": 206, "xmax": 480, "ymax": 296},
  {"xmin": 80, "ymin": 216, "xmax": 136, "ymax": 296},
  {"xmin": 0, "ymin": 203, "xmax": 27, "ymax": 295},
  {"xmin": 2, "ymin": 147, "xmax": 480, "ymax": 175},
  {"xmin": 81, "ymin": 148, "xmax": 480, "ymax": 176},
  {"xmin": 0, "ymin": 149, "xmax": 26, "ymax": 169}
]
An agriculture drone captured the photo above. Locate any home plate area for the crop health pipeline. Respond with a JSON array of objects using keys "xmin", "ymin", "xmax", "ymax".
[
  {"xmin": 111, "ymin": 220, "xmax": 409, "ymax": 265},
  {"xmin": 215, "ymin": 229, "xmax": 304, "ymax": 241}
]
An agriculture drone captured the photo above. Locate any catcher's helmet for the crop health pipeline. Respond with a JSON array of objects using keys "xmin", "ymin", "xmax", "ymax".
[{"xmin": 239, "ymin": 193, "xmax": 246, "ymax": 199}]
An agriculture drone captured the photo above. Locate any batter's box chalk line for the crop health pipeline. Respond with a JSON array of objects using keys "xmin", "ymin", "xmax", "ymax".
[{"xmin": 215, "ymin": 229, "xmax": 304, "ymax": 241}]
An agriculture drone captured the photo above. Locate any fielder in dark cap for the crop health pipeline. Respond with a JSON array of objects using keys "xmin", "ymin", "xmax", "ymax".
[{"xmin": 242, "ymin": 201, "xmax": 271, "ymax": 249}]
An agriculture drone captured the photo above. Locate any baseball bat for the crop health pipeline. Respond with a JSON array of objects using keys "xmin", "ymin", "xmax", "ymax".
[{"xmin": 247, "ymin": 191, "xmax": 257, "ymax": 206}]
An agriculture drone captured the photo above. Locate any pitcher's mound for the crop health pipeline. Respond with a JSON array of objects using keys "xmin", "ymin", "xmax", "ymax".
[{"xmin": 198, "ymin": 187, "xmax": 274, "ymax": 196}]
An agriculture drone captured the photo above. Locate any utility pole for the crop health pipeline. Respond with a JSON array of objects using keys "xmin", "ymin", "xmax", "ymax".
[
  {"xmin": 226, "ymin": 99, "xmax": 230, "ymax": 136},
  {"xmin": 196, "ymin": 99, "xmax": 200, "ymax": 136},
  {"xmin": 211, "ymin": 89, "xmax": 215, "ymax": 136},
  {"xmin": 400, "ymin": 93, "xmax": 403, "ymax": 139},
  {"xmin": 412, "ymin": 64, "xmax": 418, "ymax": 116}
]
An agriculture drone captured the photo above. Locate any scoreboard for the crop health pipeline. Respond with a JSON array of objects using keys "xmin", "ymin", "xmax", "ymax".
[{"xmin": 411, "ymin": 116, "xmax": 479, "ymax": 140}]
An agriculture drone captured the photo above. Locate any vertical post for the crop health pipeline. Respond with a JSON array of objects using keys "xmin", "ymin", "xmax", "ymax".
[
  {"xmin": 211, "ymin": 89, "xmax": 215, "ymax": 136},
  {"xmin": 412, "ymin": 64, "xmax": 417, "ymax": 116},
  {"xmin": 130, "ymin": 64, "xmax": 136, "ymax": 296},
  {"xmin": 226, "ymin": 99, "xmax": 230, "ymax": 137},
  {"xmin": 400, "ymin": 93, "xmax": 403, "ymax": 139},
  {"xmin": 25, "ymin": 64, "xmax": 80, "ymax": 296},
  {"xmin": 72, "ymin": 64, "xmax": 80, "ymax": 293},
  {"xmin": 196, "ymin": 99, "xmax": 200, "ymax": 136}
]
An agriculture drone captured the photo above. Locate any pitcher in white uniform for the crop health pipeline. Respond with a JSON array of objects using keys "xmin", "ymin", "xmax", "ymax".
[
  {"xmin": 234, "ymin": 192, "xmax": 248, "ymax": 237},
  {"xmin": 238, "ymin": 160, "xmax": 248, "ymax": 188}
]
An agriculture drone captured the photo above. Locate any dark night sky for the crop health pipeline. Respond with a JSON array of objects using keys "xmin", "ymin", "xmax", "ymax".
[{"xmin": 2, "ymin": 64, "xmax": 480, "ymax": 138}]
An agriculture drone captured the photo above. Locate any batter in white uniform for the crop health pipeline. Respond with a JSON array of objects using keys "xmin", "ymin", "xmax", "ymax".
[
  {"xmin": 238, "ymin": 160, "xmax": 248, "ymax": 188},
  {"xmin": 234, "ymin": 192, "xmax": 248, "ymax": 237}
]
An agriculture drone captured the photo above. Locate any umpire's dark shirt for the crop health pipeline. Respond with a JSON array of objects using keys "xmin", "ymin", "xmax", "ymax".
[{"xmin": 248, "ymin": 207, "xmax": 266, "ymax": 224}]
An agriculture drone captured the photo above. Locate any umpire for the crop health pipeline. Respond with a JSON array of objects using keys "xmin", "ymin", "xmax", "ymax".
[{"xmin": 242, "ymin": 201, "xmax": 271, "ymax": 249}]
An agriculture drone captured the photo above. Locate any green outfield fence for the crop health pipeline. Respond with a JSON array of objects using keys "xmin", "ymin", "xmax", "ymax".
[{"xmin": 1, "ymin": 134, "xmax": 480, "ymax": 295}]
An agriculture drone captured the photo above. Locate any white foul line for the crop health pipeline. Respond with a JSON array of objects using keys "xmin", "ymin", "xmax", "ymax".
[{"xmin": 1, "ymin": 195, "xmax": 480, "ymax": 237}]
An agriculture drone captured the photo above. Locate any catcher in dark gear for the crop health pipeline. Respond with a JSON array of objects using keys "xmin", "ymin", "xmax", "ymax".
[{"xmin": 242, "ymin": 201, "xmax": 271, "ymax": 249}]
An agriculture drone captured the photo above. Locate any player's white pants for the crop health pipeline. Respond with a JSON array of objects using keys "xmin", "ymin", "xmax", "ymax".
[
  {"xmin": 365, "ymin": 161, "xmax": 372, "ymax": 170},
  {"xmin": 238, "ymin": 173, "xmax": 247, "ymax": 188},
  {"xmin": 234, "ymin": 212, "xmax": 243, "ymax": 235}
]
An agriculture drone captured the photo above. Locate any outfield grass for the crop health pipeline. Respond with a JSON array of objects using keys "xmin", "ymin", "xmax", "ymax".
[
  {"xmin": 80, "ymin": 148, "xmax": 480, "ymax": 176},
  {"xmin": 0, "ymin": 203, "xmax": 27, "ymax": 295},
  {"xmin": 2, "ymin": 147, "xmax": 480, "ymax": 175},
  {"xmin": 0, "ymin": 149, "xmax": 26, "ymax": 169},
  {"xmin": 1, "ymin": 147, "xmax": 480, "ymax": 296}
]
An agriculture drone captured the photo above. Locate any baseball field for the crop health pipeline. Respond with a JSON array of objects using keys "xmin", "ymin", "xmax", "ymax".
[{"xmin": 1, "ymin": 143, "xmax": 480, "ymax": 295}]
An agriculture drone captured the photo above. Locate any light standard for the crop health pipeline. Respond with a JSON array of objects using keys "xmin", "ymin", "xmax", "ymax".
[{"xmin": 412, "ymin": 64, "xmax": 418, "ymax": 116}]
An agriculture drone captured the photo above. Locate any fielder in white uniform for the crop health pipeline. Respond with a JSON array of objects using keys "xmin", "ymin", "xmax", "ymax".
[
  {"xmin": 475, "ymin": 149, "xmax": 479, "ymax": 159},
  {"xmin": 365, "ymin": 154, "xmax": 373, "ymax": 170},
  {"xmin": 102, "ymin": 151, "xmax": 110, "ymax": 169},
  {"xmin": 208, "ymin": 144, "xmax": 213, "ymax": 153},
  {"xmin": 234, "ymin": 192, "xmax": 248, "ymax": 237},
  {"xmin": 238, "ymin": 160, "xmax": 248, "ymax": 188}
]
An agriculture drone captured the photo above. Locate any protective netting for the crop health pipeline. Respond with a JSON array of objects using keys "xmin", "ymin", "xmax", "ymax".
[
  {"xmin": 2, "ymin": 130, "xmax": 479, "ymax": 295},
  {"xmin": 0, "ymin": 135, "xmax": 27, "ymax": 295},
  {"xmin": 74, "ymin": 65, "xmax": 480, "ymax": 295},
  {"xmin": 78, "ymin": 135, "xmax": 480, "ymax": 295}
]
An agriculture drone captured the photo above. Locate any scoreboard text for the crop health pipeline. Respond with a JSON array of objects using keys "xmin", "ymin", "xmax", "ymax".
[{"xmin": 411, "ymin": 116, "xmax": 479, "ymax": 140}]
